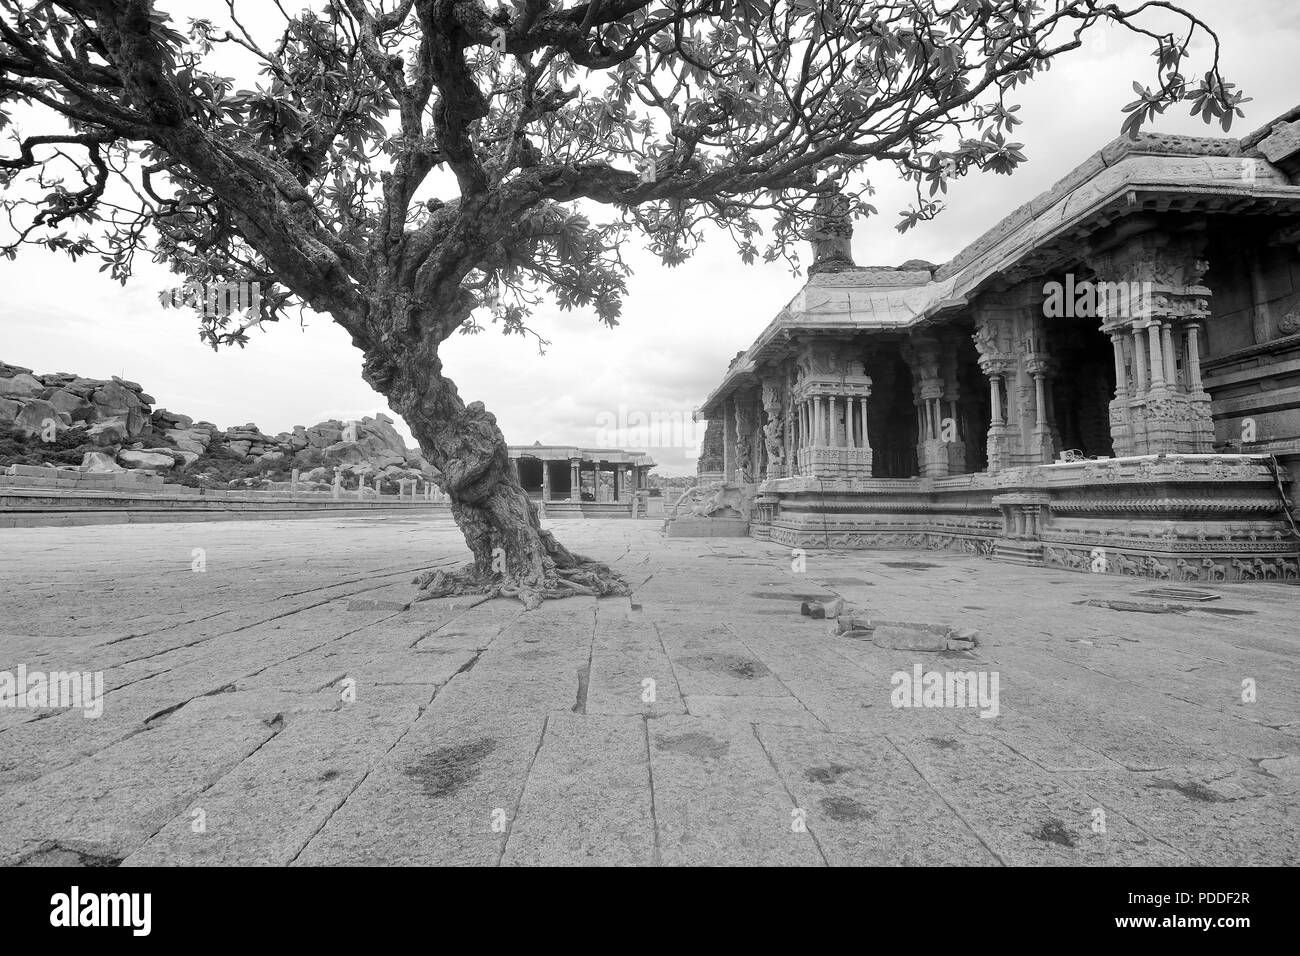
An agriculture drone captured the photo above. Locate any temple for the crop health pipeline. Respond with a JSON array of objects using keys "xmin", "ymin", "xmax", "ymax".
[
  {"xmin": 691, "ymin": 109, "xmax": 1300, "ymax": 581},
  {"xmin": 509, "ymin": 443, "xmax": 655, "ymax": 517}
]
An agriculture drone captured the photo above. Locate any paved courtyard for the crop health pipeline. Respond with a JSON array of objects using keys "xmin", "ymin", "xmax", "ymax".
[{"xmin": 0, "ymin": 514, "xmax": 1297, "ymax": 866}]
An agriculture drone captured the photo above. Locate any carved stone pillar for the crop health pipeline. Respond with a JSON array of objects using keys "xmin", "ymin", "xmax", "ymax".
[
  {"xmin": 570, "ymin": 459, "xmax": 581, "ymax": 501},
  {"xmin": 1088, "ymin": 229, "xmax": 1214, "ymax": 454},
  {"xmin": 1026, "ymin": 357, "xmax": 1058, "ymax": 464},
  {"xmin": 972, "ymin": 287, "xmax": 1042, "ymax": 472},
  {"xmin": 940, "ymin": 336, "xmax": 966, "ymax": 474},
  {"xmin": 1250, "ymin": 255, "xmax": 1273, "ymax": 344},
  {"xmin": 1109, "ymin": 332, "xmax": 1128, "ymax": 394},
  {"xmin": 792, "ymin": 339, "xmax": 873, "ymax": 479},
  {"xmin": 721, "ymin": 398, "xmax": 735, "ymax": 481},
  {"xmin": 734, "ymin": 393, "xmax": 757, "ymax": 484},
  {"xmin": 905, "ymin": 334, "xmax": 951, "ymax": 477},
  {"xmin": 1186, "ymin": 324, "xmax": 1204, "ymax": 391},
  {"xmin": 760, "ymin": 375, "xmax": 787, "ymax": 480},
  {"xmin": 542, "ymin": 460, "xmax": 552, "ymax": 502},
  {"xmin": 1132, "ymin": 330, "xmax": 1148, "ymax": 392},
  {"xmin": 1161, "ymin": 322, "xmax": 1178, "ymax": 387},
  {"xmin": 1147, "ymin": 321, "xmax": 1166, "ymax": 390}
]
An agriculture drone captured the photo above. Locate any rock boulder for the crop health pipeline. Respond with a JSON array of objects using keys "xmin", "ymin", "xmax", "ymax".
[
  {"xmin": 0, "ymin": 373, "xmax": 43, "ymax": 399},
  {"xmin": 14, "ymin": 399, "xmax": 69, "ymax": 437},
  {"xmin": 80, "ymin": 451, "xmax": 125, "ymax": 473},
  {"xmin": 118, "ymin": 449, "xmax": 176, "ymax": 470}
]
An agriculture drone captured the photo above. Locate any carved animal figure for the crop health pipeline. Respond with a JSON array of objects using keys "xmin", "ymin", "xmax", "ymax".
[
  {"xmin": 1201, "ymin": 558, "xmax": 1226, "ymax": 581},
  {"xmin": 675, "ymin": 481, "xmax": 746, "ymax": 520},
  {"xmin": 1117, "ymin": 553, "xmax": 1140, "ymax": 576},
  {"xmin": 1256, "ymin": 558, "xmax": 1277, "ymax": 580},
  {"xmin": 1176, "ymin": 558, "xmax": 1198, "ymax": 581},
  {"xmin": 1148, "ymin": 558, "xmax": 1172, "ymax": 580},
  {"xmin": 1231, "ymin": 557, "xmax": 1259, "ymax": 581},
  {"xmin": 1280, "ymin": 559, "xmax": 1299, "ymax": 580}
]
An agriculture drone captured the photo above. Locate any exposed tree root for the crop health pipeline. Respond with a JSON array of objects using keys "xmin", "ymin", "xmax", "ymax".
[{"xmin": 412, "ymin": 542, "xmax": 629, "ymax": 611}]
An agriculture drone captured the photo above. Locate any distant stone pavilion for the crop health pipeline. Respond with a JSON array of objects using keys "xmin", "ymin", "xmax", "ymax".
[
  {"xmin": 692, "ymin": 106, "xmax": 1300, "ymax": 580},
  {"xmin": 508, "ymin": 444, "xmax": 655, "ymax": 517}
]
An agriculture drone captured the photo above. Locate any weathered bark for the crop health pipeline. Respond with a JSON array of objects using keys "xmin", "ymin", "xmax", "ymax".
[{"xmin": 362, "ymin": 322, "xmax": 627, "ymax": 610}]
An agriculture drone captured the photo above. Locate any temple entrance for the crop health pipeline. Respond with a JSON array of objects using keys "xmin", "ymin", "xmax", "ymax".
[
  {"xmin": 1047, "ymin": 320, "xmax": 1116, "ymax": 459},
  {"xmin": 516, "ymin": 457, "xmax": 544, "ymax": 496},
  {"xmin": 551, "ymin": 463, "xmax": 572, "ymax": 499},
  {"xmin": 864, "ymin": 344, "xmax": 919, "ymax": 477}
]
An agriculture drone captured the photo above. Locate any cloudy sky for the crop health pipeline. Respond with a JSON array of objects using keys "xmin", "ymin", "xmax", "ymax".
[{"xmin": 2, "ymin": 0, "xmax": 1296, "ymax": 474}]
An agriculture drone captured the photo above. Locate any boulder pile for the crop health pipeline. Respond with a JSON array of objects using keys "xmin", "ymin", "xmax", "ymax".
[{"xmin": 0, "ymin": 360, "xmax": 437, "ymax": 485}]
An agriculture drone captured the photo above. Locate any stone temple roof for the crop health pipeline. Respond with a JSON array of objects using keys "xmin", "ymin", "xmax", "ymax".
[
  {"xmin": 697, "ymin": 107, "xmax": 1300, "ymax": 419},
  {"xmin": 508, "ymin": 445, "xmax": 656, "ymax": 467}
]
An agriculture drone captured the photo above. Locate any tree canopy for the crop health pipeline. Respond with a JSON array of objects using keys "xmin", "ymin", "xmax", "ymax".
[{"xmin": 1, "ymin": 0, "xmax": 1247, "ymax": 354}]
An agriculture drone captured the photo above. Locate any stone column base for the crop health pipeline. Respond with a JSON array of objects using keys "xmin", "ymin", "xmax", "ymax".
[{"xmin": 993, "ymin": 539, "xmax": 1044, "ymax": 566}]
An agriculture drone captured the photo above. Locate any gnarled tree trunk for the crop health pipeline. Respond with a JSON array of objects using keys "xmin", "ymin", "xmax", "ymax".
[{"xmin": 362, "ymin": 324, "xmax": 627, "ymax": 610}]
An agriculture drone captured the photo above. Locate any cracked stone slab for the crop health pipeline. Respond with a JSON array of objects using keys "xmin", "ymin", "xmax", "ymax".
[
  {"xmin": 238, "ymin": 631, "xmax": 478, "ymax": 691},
  {"xmin": 647, "ymin": 715, "xmax": 823, "ymax": 867},
  {"xmin": 684, "ymin": 695, "xmax": 825, "ymax": 728},
  {"xmin": 756, "ymin": 724, "xmax": 1000, "ymax": 865},
  {"xmin": 122, "ymin": 685, "xmax": 430, "ymax": 866},
  {"xmin": 585, "ymin": 619, "xmax": 685, "ymax": 717},
  {"xmin": 0, "ymin": 712, "xmax": 278, "ymax": 865},
  {"xmin": 1064, "ymin": 765, "xmax": 1300, "ymax": 865},
  {"xmin": 292, "ymin": 711, "xmax": 545, "ymax": 866},
  {"xmin": 656, "ymin": 625, "xmax": 788, "ymax": 697},
  {"xmin": 887, "ymin": 732, "xmax": 1188, "ymax": 865},
  {"xmin": 501, "ymin": 714, "xmax": 654, "ymax": 866}
]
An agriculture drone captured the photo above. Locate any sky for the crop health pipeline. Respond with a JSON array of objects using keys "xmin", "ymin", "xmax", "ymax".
[{"xmin": 2, "ymin": 1, "xmax": 1297, "ymax": 475}]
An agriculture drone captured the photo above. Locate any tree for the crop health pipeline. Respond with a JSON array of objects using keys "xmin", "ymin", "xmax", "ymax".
[{"xmin": 0, "ymin": 0, "xmax": 1247, "ymax": 607}]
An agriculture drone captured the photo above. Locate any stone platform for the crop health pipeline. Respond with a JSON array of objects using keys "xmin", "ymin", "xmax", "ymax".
[
  {"xmin": 0, "ymin": 515, "xmax": 1296, "ymax": 866},
  {"xmin": 664, "ymin": 515, "xmax": 750, "ymax": 537},
  {"xmin": 0, "ymin": 488, "xmax": 447, "ymax": 528},
  {"xmin": 752, "ymin": 454, "xmax": 1300, "ymax": 583},
  {"xmin": 0, "ymin": 465, "xmax": 450, "ymax": 527}
]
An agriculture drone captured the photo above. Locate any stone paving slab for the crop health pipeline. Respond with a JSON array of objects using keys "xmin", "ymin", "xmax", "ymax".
[
  {"xmin": 754, "ymin": 725, "xmax": 1000, "ymax": 866},
  {"xmin": 1, "ymin": 514, "xmax": 1297, "ymax": 866},
  {"xmin": 647, "ymin": 715, "xmax": 824, "ymax": 866},
  {"xmin": 585, "ymin": 612, "xmax": 686, "ymax": 718},
  {"xmin": 122, "ymin": 685, "xmax": 430, "ymax": 866},
  {"xmin": 291, "ymin": 711, "xmax": 545, "ymax": 866},
  {"xmin": 501, "ymin": 715, "xmax": 655, "ymax": 866}
]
